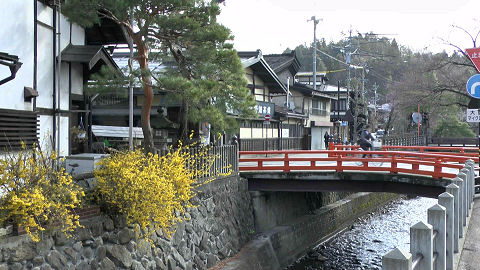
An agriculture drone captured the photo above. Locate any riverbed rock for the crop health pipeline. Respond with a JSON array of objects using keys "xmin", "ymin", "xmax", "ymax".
[
  {"xmin": 46, "ymin": 250, "xmax": 67, "ymax": 270},
  {"xmin": 106, "ymin": 244, "xmax": 132, "ymax": 268}
]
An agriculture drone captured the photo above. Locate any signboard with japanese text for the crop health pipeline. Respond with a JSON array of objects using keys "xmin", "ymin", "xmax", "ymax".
[
  {"xmin": 466, "ymin": 47, "xmax": 480, "ymax": 73},
  {"xmin": 466, "ymin": 109, "xmax": 480, "ymax": 122},
  {"xmin": 254, "ymin": 101, "xmax": 275, "ymax": 117}
]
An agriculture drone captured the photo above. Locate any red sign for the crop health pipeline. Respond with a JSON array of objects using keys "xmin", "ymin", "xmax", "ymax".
[
  {"xmin": 264, "ymin": 114, "xmax": 271, "ymax": 121},
  {"xmin": 466, "ymin": 47, "xmax": 480, "ymax": 73}
]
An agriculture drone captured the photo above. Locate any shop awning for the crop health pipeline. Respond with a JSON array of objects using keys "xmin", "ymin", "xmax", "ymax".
[{"xmin": 92, "ymin": 125, "xmax": 144, "ymax": 139}]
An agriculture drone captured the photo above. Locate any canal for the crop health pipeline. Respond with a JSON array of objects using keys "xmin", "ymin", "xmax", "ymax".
[{"xmin": 287, "ymin": 196, "xmax": 437, "ymax": 270}]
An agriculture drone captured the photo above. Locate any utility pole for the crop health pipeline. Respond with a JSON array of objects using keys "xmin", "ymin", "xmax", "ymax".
[
  {"xmin": 308, "ymin": 16, "xmax": 322, "ymax": 90},
  {"xmin": 346, "ymin": 29, "xmax": 355, "ymax": 142},
  {"xmin": 373, "ymin": 82, "xmax": 378, "ymax": 130},
  {"xmin": 128, "ymin": 7, "xmax": 134, "ymax": 150}
]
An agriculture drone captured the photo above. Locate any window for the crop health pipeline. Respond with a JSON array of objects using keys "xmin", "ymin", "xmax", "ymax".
[
  {"xmin": 332, "ymin": 99, "xmax": 347, "ymax": 111},
  {"xmin": 311, "ymin": 99, "xmax": 327, "ymax": 116}
]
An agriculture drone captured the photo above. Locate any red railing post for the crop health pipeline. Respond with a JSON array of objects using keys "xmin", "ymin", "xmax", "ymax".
[
  {"xmin": 328, "ymin": 141, "xmax": 334, "ymax": 150},
  {"xmin": 433, "ymin": 158, "xmax": 442, "ymax": 179},
  {"xmin": 391, "ymin": 154, "xmax": 397, "ymax": 174},
  {"xmin": 336, "ymin": 154, "xmax": 343, "ymax": 172},
  {"xmin": 284, "ymin": 153, "xmax": 290, "ymax": 172},
  {"xmin": 412, "ymin": 162, "xmax": 419, "ymax": 173}
]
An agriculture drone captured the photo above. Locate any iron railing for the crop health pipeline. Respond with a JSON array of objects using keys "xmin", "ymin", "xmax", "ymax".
[
  {"xmin": 159, "ymin": 144, "xmax": 238, "ymax": 181},
  {"xmin": 239, "ymin": 137, "xmax": 306, "ymax": 151}
]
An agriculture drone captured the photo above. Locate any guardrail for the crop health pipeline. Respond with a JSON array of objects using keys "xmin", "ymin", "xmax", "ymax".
[
  {"xmin": 239, "ymin": 150, "xmax": 478, "ymax": 179},
  {"xmin": 382, "ymin": 160, "xmax": 476, "ymax": 270}
]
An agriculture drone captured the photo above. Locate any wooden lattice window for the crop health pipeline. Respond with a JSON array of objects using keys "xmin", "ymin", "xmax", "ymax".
[{"xmin": 0, "ymin": 109, "xmax": 39, "ymax": 151}]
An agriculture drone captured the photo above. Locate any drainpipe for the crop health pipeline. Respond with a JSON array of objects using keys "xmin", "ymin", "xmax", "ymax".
[
  {"xmin": 286, "ymin": 77, "xmax": 290, "ymax": 110},
  {"xmin": 128, "ymin": 7, "xmax": 134, "ymax": 150},
  {"xmin": 52, "ymin": 5, "xmax": 57, "ymax": 151},
  {"xmin": 33, "ymin": 0, "xmax": 37, "ymax": 112},
  {"xmin": 56, "ymin": 1, "xmax": 62, "ymax": 154}
]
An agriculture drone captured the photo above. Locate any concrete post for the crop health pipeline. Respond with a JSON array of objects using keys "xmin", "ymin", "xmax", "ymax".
[
  {"xmin": 452, "ymin": 177, "xmax": 464, "ymax": 238},
  {"xmin": 410, "ymin": 221, "xmax": 433, "ymax": 270},
  {"xmin": 382, "ymin": 247, "xmax": 412, "ymax": 270},
  {"xmin": 466, "ymin": 166, "xmax": 473, "ymax": 211},
  {"xmin": 427, "ymin": 204, "xmax": 446, "ymax": 270},
  {"xmin": 467, "ymin": 159, "xmax": 475, "ymax": 206},
  {"xmin": 465, "ymin": 160, "xmax": 475, "ymax": 209},
  {"xmin": 460, "ymin": 169, "xmax": 470, "ymax": 218},
  {"xmin": 438, "ymin": 192, "xmax": 455, "ymax": 270},
  {"xmin": 445, "ymin": 183, "xmax": 459, "ymax": 253}
]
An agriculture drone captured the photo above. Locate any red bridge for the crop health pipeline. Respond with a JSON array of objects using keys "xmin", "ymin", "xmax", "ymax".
[{"xmin": 238, "ymin": 145, "xmax": 478, "ymax": 197}]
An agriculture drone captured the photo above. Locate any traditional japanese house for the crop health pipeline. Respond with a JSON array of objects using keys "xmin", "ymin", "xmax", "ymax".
[
  {"xmin": 266, "ymin": 52, "xmax": 334, "ymax": 149},
  {"xmin": 236, "ymin": 50, "xmax": 289, "ymax": 150},
  {"xmin": 0, "ymin": 0, "xmax": 125, "ymax": 155}
]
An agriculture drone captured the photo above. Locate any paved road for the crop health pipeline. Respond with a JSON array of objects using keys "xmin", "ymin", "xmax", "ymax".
[{"xmin": 458, "ymin": 194, "xmax": 480, "ymax": 270}]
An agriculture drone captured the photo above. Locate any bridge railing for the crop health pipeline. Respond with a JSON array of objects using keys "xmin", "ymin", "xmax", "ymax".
[
  {"xmin": 239, "ymin": 150, "xmax": 478, "ymax": 179},
  {"xmin": 383, "ymin": 161, "xmax": 476, "ymax": 270},
  {"xmin": 331, "ymin": 144, "xmax": 477, "ymax": 156}
]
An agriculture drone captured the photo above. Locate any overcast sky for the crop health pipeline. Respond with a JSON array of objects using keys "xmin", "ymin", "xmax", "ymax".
[{"xmin": 217, "ymin": 0, "xmax": 479, "ymax": 54}]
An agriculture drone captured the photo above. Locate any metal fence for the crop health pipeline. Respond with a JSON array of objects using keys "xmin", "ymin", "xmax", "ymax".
[
  {"xmin": 239, "ymin": 137, "xmax": 306, "ymax": 151},
  {"xmin": 159, "ymin": 144, "xmax": 238, "ymax": 181},
  {"xmin": 430, "ymin": 137, "xmax": 478, "ymax": 146},
  {"xmin": 383, "ymin": 136, "xmax": 426, "ymax": 146}
]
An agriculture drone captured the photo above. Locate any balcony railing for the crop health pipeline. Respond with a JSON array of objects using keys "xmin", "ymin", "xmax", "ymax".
[{"xmin": 311, "ymin": 108, "xmax": 328, "ymax": 116}]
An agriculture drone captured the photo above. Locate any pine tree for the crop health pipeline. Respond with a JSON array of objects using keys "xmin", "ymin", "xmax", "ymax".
[{"xmin": 63, "ymin": 0, "xmax": 256, "ymax": 152}]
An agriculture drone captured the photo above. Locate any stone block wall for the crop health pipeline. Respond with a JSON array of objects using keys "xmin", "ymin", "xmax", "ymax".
[{"xmin": 0, "ymin": 174, "xmax": 254, "ymax": 270}]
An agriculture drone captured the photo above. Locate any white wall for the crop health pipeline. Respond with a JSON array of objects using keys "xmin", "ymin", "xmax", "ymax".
[
  {"xmin": 311, "ymin": 127, "xmax": 330, "ymax": 150},
  {"xmin": 0, "ymin": 0, "xmax": 35, "ymax": 110},
  {"xmin": 0, "ymin": 1, "xmax": 86, "ymax": 156},
  {"xmin": 239, "ymin": 126, "xmax": 277, "ymax": 139}
]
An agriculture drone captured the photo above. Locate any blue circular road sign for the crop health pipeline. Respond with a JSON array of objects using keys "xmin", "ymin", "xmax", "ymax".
[{"xmin": 466, "ymin": 74, "xmax": 480, "ymax": 99}]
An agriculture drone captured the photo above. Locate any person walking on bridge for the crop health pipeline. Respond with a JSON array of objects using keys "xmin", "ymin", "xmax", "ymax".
[
  {"xmin": 359, "ymin": 124, "xmax": 375, "ymax": 157},
  {"xmin": 324, "ymin": 131, "xmax": 330, "ymax": 149}
]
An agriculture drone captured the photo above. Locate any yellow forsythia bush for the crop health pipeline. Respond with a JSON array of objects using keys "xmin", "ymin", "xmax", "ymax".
[
  {"xmin": 94, "ymin": 143, "xmax": 231, "ymax": 236},
  {"xmin": 0, "ymin": 144, "xmax": 84, "ymax": 242}
]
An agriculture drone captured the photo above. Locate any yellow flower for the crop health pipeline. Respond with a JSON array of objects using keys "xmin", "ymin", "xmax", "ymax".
[{"xmin": 94, "ymin": 142, "xmax": 231, "ymax": 238}]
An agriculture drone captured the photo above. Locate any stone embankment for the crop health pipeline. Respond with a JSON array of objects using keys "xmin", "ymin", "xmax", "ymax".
[
  {"xmin": 0, "ymin": 174, "xmax": 254, "ymax": 270},
  {"xmin": 0, "ymin": 173, "xmax": 397, "ymax": 270}
]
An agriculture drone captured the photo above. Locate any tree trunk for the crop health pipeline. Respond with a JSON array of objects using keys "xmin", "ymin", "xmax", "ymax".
[
  {"xmin": 383, "ymin": 106, "xmax": 395, "ymax": 144},
  {"xmin": 179, "ymin": 99, "xmax": 189, "ymax": 142},
  {"xmin": 135, "ymin": 41, "xmax": 155, "ymax": 153}
]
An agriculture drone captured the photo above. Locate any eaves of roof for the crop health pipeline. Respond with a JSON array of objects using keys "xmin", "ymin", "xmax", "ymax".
[
  {"xmin": 239, "ymin": 50, "xmax": 287, "ymax": 94},
  {"xmin": 61, "ymin": 44, "xmax": 119, "ymax": 70}
]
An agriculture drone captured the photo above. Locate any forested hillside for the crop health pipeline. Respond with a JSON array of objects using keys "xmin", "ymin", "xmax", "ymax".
[{"xmin": 286, "ymin": 32, "xmax": 478, "ymax": 137}]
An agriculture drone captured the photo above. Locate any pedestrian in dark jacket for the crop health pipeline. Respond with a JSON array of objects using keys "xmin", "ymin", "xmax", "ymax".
[
  {"xmin": 324, "ymin": 131, "xmax": 330, "ymax": 149},
  {"xmin": 359, "ymin": 125, "xmax": 375, "ymax": 151}
]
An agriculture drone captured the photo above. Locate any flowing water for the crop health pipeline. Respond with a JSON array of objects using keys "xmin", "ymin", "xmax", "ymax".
[{"xmin": 287, "ymin": 196, "xmax": 437, "ymax": 270}]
